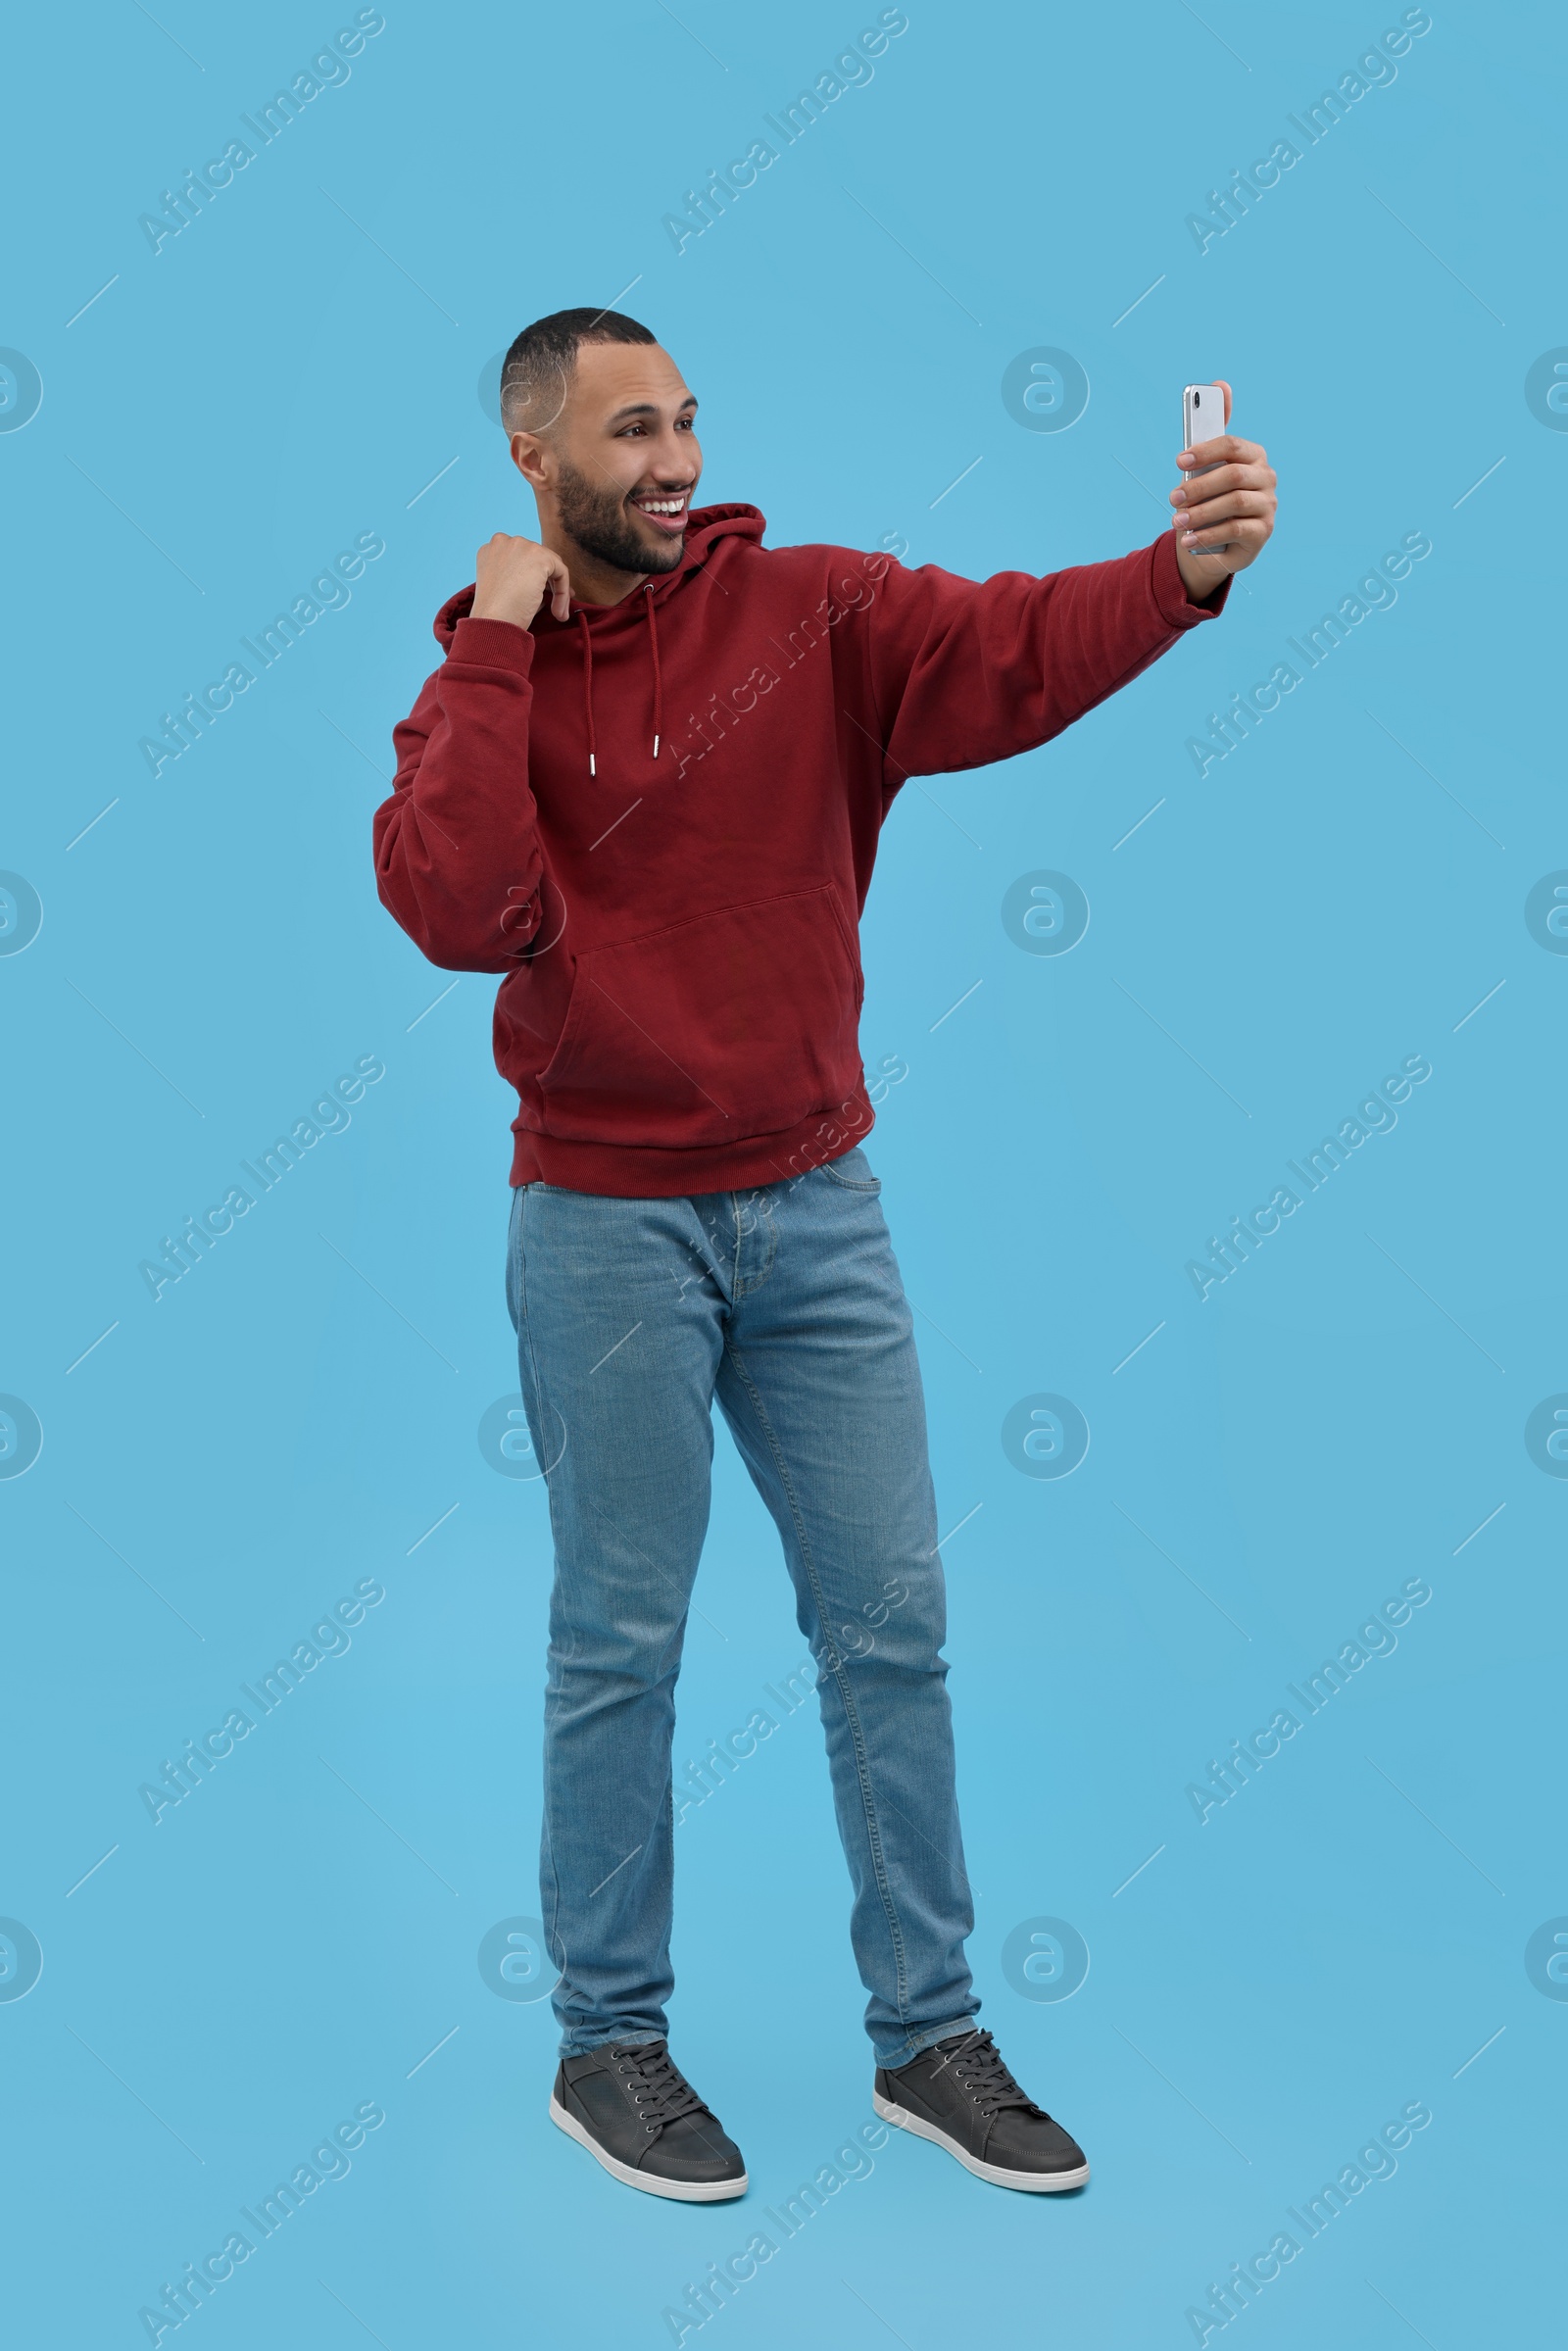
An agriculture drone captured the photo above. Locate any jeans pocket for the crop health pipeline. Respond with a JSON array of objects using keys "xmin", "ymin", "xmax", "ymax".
[
  {"xmin": 506, "ymin": 1184, "xmax": 524, "ymax": 1333},
  {"xmin": 819, "ymin": 1146, "xmax": 881, "ymax": 1193}
]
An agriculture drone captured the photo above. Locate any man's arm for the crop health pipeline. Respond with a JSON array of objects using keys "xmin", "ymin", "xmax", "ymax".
[
  {"xmin": 372, "ymin": 534, "xmax": 570, "ymax": 972},
  {"xmin": 865, "ymin": 533, "xmax": 1224, "ymax": 782},
  {"xmin": 866, "ymin": 403, "xmax": 1276, "ymax": 780}
]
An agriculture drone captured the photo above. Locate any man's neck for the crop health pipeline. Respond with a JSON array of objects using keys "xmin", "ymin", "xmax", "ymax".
[{"xmin": 548, "ymin": 532, "xmax": 656, "ymax": 611}]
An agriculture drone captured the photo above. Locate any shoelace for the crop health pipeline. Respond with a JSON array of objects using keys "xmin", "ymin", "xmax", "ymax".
[
  {"xmin": 612, "ymin": 2040, "xmax": 708, "ymax": 2133},
  {"xmin": 929, "ymin": 2030, "xmax": 1041, "ymax": 2119}
]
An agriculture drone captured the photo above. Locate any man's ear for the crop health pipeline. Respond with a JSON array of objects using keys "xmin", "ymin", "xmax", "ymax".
[{"xmin": 510, "ymin": 432, "xmax": 550, "ymax": 493}]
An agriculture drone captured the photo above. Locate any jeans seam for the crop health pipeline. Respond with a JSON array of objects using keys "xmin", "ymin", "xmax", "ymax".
[
  {"xmin": 819, "ymin": 1149, "xmax": 880, "ymax": 1194},
  {"xmin": 517, "ymin": 1185, "xmax": 569, "ymax": 1993},
  {"xmin": 679, "ymin": 1198, "xmax": 729, "ymax": 1308},
  {"xmin": 880, "ymin": 2017, "xmax": 978, "ymax": 2067},
  {"xmin": 721, "ymin": 1336, "xmax": 913, "ymax": 2028},
  {"xmin": 564, "ymin": 2031, "xmax": 665, "ymax": 2052},
  {"xmin": 732, "ymin": 1188, "xmax": 778, "ymax": 1298}
]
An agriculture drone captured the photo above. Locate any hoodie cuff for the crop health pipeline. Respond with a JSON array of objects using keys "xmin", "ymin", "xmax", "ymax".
[
  {"xmin": 1150, "ymin": 529, "xmax": 1233, "ymax": 628},
  {"xmin": 448, "ymin": 614, "xmax": 538, "ymax": 672}
]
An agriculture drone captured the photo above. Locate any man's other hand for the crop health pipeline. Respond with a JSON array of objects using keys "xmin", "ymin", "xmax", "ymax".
[
  {"xmin": 1170, "ymin": 380, "xmax": 1277, "ymax": 600},
  {"xmin": 470, "ymin": 533, "xmax": 572, "ymax": 629}
]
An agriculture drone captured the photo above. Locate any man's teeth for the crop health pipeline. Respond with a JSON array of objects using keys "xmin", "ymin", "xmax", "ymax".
[{"xmin": 635, "ymin": 497, "xmax": 687, "ymax": 514}]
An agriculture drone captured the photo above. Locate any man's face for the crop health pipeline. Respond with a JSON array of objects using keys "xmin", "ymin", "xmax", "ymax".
[{"xmin": 532, "ymin": 342, "xmax": 702, "ymax": 576}]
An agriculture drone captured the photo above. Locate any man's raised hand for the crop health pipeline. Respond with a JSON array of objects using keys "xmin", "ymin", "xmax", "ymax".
[
  {"xmin": 470, "ymin": 532, "xmax": 572, "ymax": 629},
  {"xmin": 1170, "ymin": 379, "xmax": 1277, "ymax": 600}
]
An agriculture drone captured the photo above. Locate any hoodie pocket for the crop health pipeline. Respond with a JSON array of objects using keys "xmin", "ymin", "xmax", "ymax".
[{"xmin": 537, "ymin": 885, "xmax": 862, "ymax": 1149}]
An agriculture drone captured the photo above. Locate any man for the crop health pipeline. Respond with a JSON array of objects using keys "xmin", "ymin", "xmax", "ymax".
[{"xmin": 374, "ymin": 309, "xmax": 1276, "ymax": 2202}]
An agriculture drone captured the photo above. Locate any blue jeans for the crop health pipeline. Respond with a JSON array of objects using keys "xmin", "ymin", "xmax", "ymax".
[{"xmin": 505, "ymin": 1147, "xmax": 980, "ymax": 2069}]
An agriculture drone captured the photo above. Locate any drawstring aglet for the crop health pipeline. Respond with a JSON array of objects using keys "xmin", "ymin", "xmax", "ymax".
[
  {"xmin": 652, "ymin": 736, "xmax": 660, "ymax": 759},
  {"xmin": 588, "ymin": 754, "xmax": 596, "ymax": 776}
]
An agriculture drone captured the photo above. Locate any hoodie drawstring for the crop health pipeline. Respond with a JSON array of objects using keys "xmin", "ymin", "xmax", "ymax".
[
  {"xmin": 575, "ymin": 610, "xmax": 596, "ymax": 777},
  {"xmin": 573, "ymin": 590, "xmax": 663, "ymax": 778},
  {"xmin": 645, "ymin": 583, "xmax": 662, "ymax": 761}
]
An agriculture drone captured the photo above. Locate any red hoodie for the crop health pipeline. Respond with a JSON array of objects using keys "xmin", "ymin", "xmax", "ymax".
[{"xmin": 374, "ymin": 506, "xmax": 1227, "ymax": 1196}]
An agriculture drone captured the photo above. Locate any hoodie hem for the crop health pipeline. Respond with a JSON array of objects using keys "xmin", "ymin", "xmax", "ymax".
[{"xmin": 509, "ymin": 1089, "xmax": 877, "ymax": 1199}]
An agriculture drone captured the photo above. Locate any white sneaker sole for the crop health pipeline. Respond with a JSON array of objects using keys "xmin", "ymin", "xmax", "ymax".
[
  {"xmin": 873, "ymin": 2089, "xmax": 1090, "ymax": 2192},
  {"xmin": 549, "ymin": 2095, "xmax": 749, "ymax": 2202}
]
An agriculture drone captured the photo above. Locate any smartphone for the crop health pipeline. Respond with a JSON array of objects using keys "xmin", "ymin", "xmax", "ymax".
[{"xmin": 1181, "ymin": 382, "xmax": 1229, "ymax": 550}]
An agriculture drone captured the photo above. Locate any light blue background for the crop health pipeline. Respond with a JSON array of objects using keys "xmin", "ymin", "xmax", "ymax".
[{"xmin": 4, "ymin": 3, "xmax": 1562, "ymax": 2344}]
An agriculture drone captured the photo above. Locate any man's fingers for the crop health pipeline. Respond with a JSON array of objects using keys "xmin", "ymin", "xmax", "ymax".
[
  {"xmin": 1170, "ymin": 402, "xmax": 1277, "ymax": 574},
  {"xmin": 1181, "ymin": 431, "xmax": 1255, "ymax": 465},
  {"xmin": 1178, "ymin": 433, "xmax": 1263, "ymax": 469},
  {"xmin": 1178, "ymin": 488, "xmax": 1274, "ymax": 531},
  {"xmin": 472, "ymin": 531, "xmax": 575, "ymax": 628},
  {"xmin": 1170, "ymin": 461, "xmax": 1272, "ymax": 505},
  {"xmin": 1183, "ymin": 516, "xmax": 1271, "ymax": 556}
]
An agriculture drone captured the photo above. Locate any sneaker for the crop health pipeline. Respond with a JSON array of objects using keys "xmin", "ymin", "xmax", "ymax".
[
  {"xmin": 874, "ymin": 2029, "xmax": 1090, "ymax": 2191},
  {"xmin": 550, "ymin": 2037, "xmax": 748, "ymax": 2202}
]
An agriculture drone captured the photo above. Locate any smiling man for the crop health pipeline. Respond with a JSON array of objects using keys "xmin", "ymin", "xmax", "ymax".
[{"xmin": 374, "ymin": 308, "xmax": 1276, "ymax": 2203}]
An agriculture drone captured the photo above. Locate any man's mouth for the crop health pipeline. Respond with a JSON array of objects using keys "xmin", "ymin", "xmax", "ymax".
[{"xmin": 629, "ymin": 490, "xmax": 691, "ymax": 537}]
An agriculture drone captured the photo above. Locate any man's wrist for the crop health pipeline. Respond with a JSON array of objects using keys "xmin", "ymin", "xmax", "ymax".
[
  {"xmin": 1173, "ymin": 542, "xmax": 1229, "ymax": 605},
  {"xmin": 469, "ymin": 602, "xmax": 535, "ymax": 629}
]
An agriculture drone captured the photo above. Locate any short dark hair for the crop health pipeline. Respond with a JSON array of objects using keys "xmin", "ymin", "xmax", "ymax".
[{"xmin": 499, "ymin": 307, "xmax": 657, "ymax": 435}]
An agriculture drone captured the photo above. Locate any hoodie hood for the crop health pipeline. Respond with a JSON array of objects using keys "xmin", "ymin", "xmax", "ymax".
[
  {"xmin": 430, "ymin": 503, "xmax": 766, "ymax": 650},
  {"xmin": 430, "ymin": 503, "xmax": 765, "ymax": 778}
]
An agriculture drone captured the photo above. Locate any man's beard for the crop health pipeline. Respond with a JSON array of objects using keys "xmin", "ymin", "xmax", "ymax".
[{"xmin": 555, "ymin": 459, "xmax": 687, "ymax": 575}]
